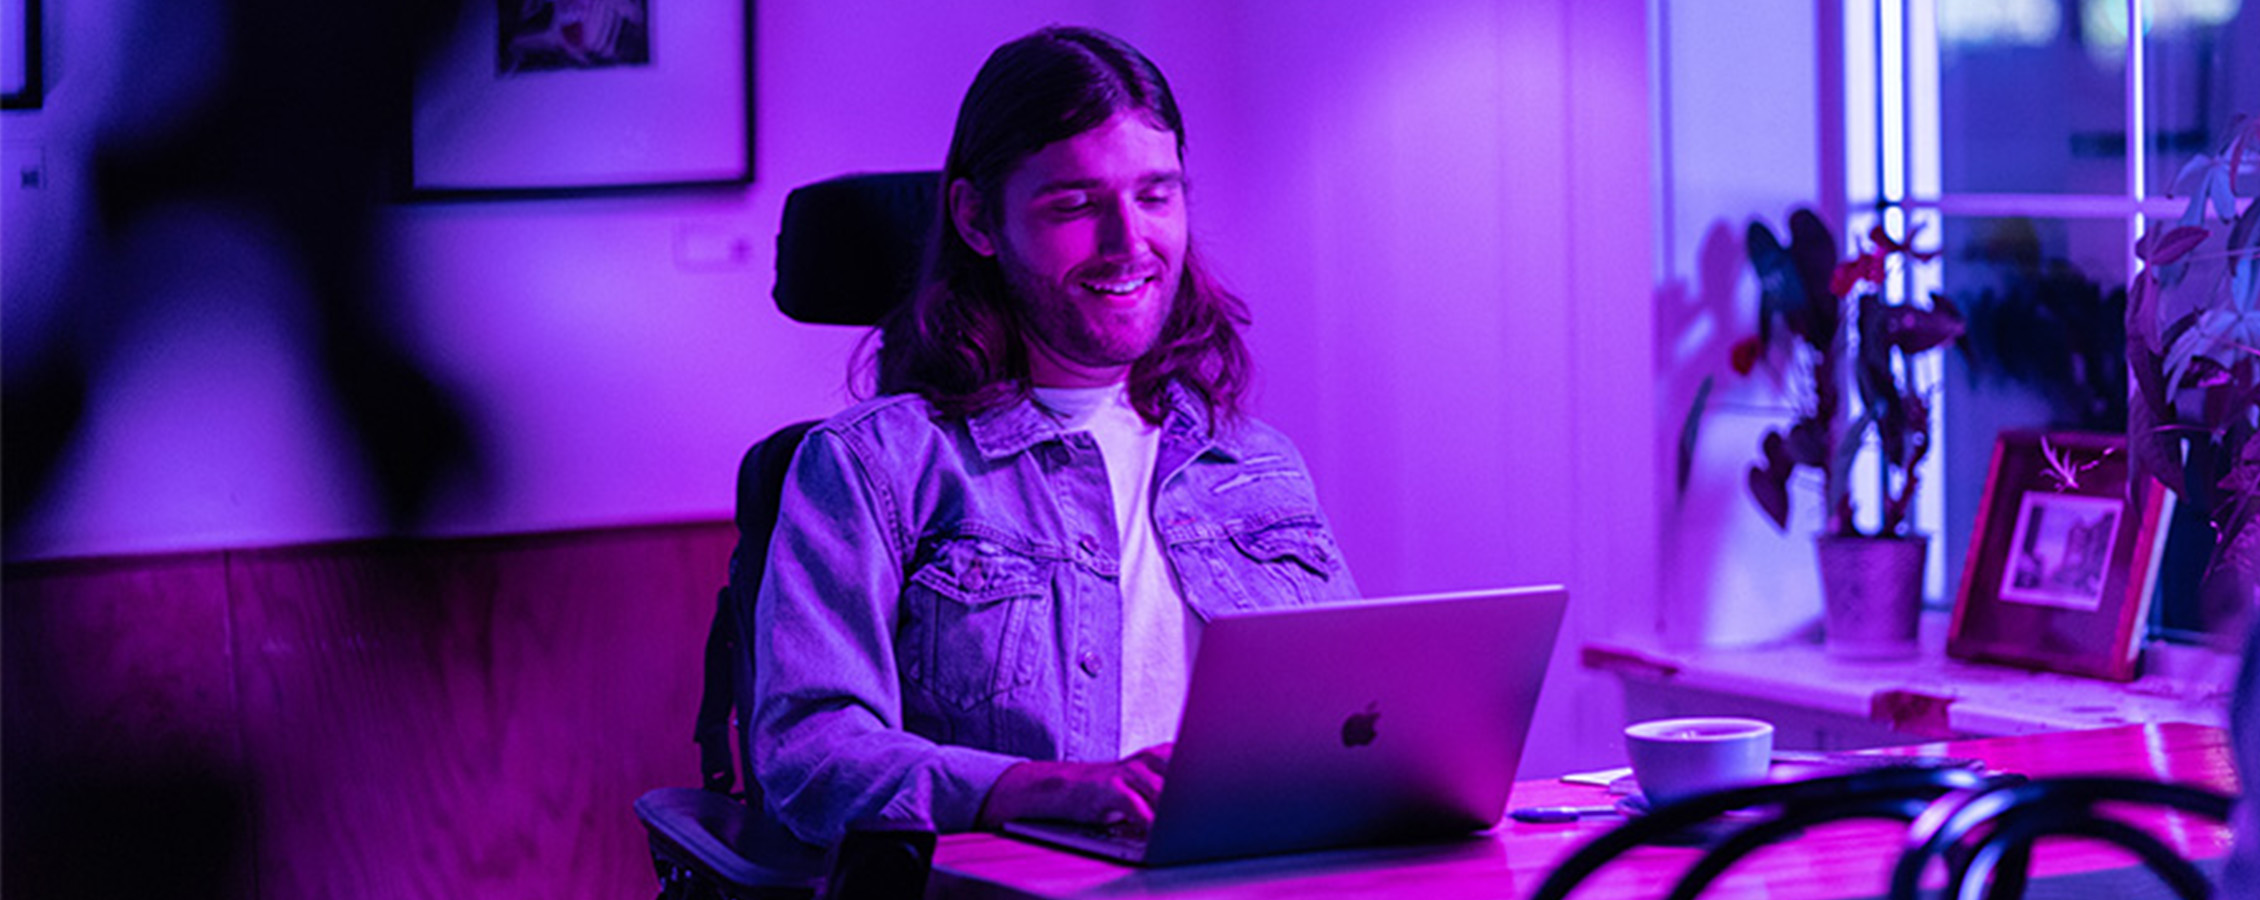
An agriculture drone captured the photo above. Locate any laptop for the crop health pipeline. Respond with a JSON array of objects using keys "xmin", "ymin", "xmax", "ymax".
[{"xmin": 1000, "ymin": 585, "xmax": 1568, "ymax": 866}]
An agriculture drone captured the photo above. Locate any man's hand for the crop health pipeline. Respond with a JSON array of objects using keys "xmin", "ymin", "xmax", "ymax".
[{"xmin": 975, "ymin": 743, "xmax": 1173, "ymax": 832}]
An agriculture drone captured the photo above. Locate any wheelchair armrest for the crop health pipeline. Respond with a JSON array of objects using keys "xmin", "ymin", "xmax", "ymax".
[{"xmin": 635, "ymin": 787, "xmax": 829, "ymax": 894}]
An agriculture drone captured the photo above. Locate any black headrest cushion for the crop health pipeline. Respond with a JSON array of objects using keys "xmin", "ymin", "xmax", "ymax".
[{"xmin": 773, "ymin": 171, "xmax": 942, "ymax": 326}]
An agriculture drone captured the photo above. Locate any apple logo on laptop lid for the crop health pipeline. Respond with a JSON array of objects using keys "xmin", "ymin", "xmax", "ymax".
[{"xmin": 1340, "ymin": 701, "xmax": 1380, "ymax": 748}]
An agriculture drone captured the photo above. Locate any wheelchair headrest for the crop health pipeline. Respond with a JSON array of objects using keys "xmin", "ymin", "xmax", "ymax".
[{"xmin": 773, "ymin": 170, "xmax": 942, "ymax": 326}]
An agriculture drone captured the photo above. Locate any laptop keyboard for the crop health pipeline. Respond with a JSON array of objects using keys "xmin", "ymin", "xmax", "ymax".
[
  {"xmin": 1075, "ymin": 821, "xmax": 1150, "ymax": 850},
  {"xmin": 1009, "ymin": 819, "xmax": 1152, "ymax": 858}
]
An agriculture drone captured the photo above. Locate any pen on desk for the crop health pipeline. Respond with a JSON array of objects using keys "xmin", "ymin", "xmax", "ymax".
[{"xmin": 1508, "ymin": 805, "xmax": 1622, "ymax": 824}]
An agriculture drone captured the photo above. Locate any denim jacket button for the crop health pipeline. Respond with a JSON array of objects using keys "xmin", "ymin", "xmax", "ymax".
[{"xmin": 1078, "ymin": 651, "xmax": 1103, "ymax": 677}]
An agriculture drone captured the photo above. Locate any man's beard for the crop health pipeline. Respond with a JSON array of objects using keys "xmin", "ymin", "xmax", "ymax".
[{"xmin": 1000, "ymin": 249, "xmax": 1178, "ymax": 373}]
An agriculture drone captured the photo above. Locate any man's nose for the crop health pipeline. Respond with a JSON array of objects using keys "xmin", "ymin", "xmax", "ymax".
[{"xmin": 1094, "ymin": 198, "xmax": 1138, "ymax": 257}]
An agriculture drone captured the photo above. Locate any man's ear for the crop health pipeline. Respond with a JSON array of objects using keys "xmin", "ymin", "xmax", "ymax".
[{"xmin": 949, "ymin": 178, "xmax": 997, "ymax": 258}]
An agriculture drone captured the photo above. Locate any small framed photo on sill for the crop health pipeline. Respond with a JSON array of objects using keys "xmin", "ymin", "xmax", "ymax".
[{"xmin": 1948, "ymin": 430, "xmax": 2173, "ymax": 681}]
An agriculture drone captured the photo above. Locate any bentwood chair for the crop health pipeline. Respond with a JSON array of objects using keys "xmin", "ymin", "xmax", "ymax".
[
  {"xmin": 1890, "ymin": 775, "xmax": 2235, "ymax": 900},
  {"xmin": 636, "ymin": 171, "xmax": 943, "ymax": 900}
]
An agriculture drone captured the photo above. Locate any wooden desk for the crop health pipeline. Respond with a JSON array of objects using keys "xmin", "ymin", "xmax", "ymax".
[{"xmin": 927, "ymin": 723, "xmax": 2237, "ymax": 899}]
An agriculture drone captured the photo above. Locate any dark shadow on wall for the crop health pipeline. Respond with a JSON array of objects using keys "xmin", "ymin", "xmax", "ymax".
[
  {"xmin": 3, "ymin": 1, "xmax": 480, "ymax": 894},
  {"xmin": 3, "ymin": 0, "xmax": 486, "ymax": 539},
  {"xmin": 1654, "ymin": 219, "xmax": 1781, "ymax": 641}
]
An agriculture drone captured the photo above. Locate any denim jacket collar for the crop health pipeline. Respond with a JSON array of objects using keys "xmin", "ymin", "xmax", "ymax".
[{"xmin": 965, "ymin": 380, "xmax": 1240, "ymax": 465}]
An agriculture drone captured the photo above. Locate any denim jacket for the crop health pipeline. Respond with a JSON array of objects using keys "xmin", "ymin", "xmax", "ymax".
[{"xmin": 750, "ymin": 382, "xmax": 1360, "ymax": 847}]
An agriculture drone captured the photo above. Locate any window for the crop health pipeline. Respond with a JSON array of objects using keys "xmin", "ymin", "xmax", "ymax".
[{"xmin": 1856, "ymin": 0, "xmax": 2258, "ymax": 641}]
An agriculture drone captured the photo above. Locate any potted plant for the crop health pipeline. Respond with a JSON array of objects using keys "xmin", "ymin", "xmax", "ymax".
[
  {"xmin": 2129, "ymin": 114, "xmax": 2260, "ymax": 631},
  {"xmin": 1951, "ymin": 245, "xmax": 2127, "ymax": 434},
  {"xmin": 1687, "ymin": 208, "xmax": 1966, "ymax": 657}
]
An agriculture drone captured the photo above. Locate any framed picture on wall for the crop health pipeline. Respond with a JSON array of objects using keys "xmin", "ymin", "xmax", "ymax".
[
  {"xmin": 1947, "ymin": 430, "xmax": 2172, "ymax": 681},
  {"xmin": 2, "ymin": 0, "xmax": 40, "ymax": 110},
  {"xmin": 405, "ymin": 0, "xmax": 753, "ymax": 199}
]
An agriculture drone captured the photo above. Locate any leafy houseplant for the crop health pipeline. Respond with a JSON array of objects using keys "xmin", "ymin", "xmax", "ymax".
[
  {"xmin": 2129, "ymin": 115, "xmax": 2260, "ymax": 621},
  {"xmin": 1679, "ymin": 208, "xmax": 1966, "ymax": 657},
  {"xmin": 1951, "ymin": 250, "xmax": 2128, "ymax": 435},
  {"xmin": 1734, "ymin": 209, "xmax": 1968, "ymax": 540}
]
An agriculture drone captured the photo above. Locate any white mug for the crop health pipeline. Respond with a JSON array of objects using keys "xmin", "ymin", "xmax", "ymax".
[{"xmin": 1623, "ymin": 717, "xmax": 1775, "ymax": 807}]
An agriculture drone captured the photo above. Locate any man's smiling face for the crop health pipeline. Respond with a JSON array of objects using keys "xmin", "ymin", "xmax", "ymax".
[{"xmin": 964, "ymin": 110, "xmax": 1188, "ymax": 388}]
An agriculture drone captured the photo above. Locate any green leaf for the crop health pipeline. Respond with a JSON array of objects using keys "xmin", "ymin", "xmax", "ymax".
[
  {"xmin": 2173, "ymin": 152, "xmax": 2216, "ymax": 196},
  {"xmin": 2210, "ymin": 166, "xmax": 2239, "ymax": 222},
  {"xmin": 2126, "ymin": 386, "xmax": 2188, "ymax": 496},
  {"xmin": 2234, "ymin": 257, "xmax": 2257, "ymax": 317},
  {"xmin": 1877, "ymin": 304, "xmax": 1967, "ymax": 355},
  {"xmin": 2171, "ymin": 153, "xmax": 2237, "ymax": 228},
  {"xmin": 2130, "ymin": 328, "xmax": 2175, "ymax": 417},
  {"xmin": 2227, "ymin": 193, "xmax": 2260, "ymax": 254},
  {"xmin": 1748, "ymin": 464, "xmax": 1790, "ymax": 531},
  {"xmin": 2164, "ymin": 310, "xmax": 2239, "ymax": 393},
  {"xmin": 1786, "ymin": 210, "xmax": 1840, "ymax": 314},
  {"xmin": 2136, "ymin": 225, "xmax": 2210, "ymax": 265},
  {"xmin": 2195, "ymin": 365, "xmax": 2260, "ymax": 434},
  {"xmin": 2130, "ymin": 274, "xmax": 2164, "ymax": 353},
  {"xmin": 2203, "ymin": 432, "xmax": 2258, "ymax": 589},
  {"xmin": 1747, "ymin": 220, "xmax": 1811, "ymax": 347}
]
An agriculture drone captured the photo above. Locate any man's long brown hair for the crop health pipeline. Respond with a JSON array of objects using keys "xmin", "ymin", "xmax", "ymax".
[{"xmin": 868, "ymin": 26, "xmax": 1253, "ymax": 425}]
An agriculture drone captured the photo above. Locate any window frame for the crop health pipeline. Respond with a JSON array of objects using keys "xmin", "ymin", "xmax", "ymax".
[{"xmin": 1859, "ymin": 0, "xmax": 2223, "ymax": 643}]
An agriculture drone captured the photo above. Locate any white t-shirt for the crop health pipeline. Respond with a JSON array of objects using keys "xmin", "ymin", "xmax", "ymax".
[{"xmin": 1032, "ymin": 384, "xmax": 1195, "ymax": 755}]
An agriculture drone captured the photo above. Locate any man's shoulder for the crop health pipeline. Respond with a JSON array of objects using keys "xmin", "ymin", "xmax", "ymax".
[
  {"xmin": 1208, "ymin": 412, "xmax": 1304, "ymax": 459},
  {"xmin": 814, "ymin": 392, "xmax": 942, "ymax": 436},
  {"xmin": 809, "ymin": 393, "xmax": 958, "ymax": 445}
]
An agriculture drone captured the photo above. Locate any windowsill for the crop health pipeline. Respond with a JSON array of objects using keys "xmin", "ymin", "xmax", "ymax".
[{"xmin": 1583, "ymin": 613, "xmax": 2236, "ymax": 738}]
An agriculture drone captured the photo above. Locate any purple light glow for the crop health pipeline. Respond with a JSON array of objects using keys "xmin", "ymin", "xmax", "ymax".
[{"xmin": 8, "ymin": 0, "xmax": 1662, "ymax": 797}]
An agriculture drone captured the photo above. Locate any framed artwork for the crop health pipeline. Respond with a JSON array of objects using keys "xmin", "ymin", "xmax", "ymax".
[
  {"xmin": 2, "ymin": 0, "xmax": 39, "ymax": 110},
  {"xmin": 1948, "ymin": 430, "xmax": 2172, "ymax": 681},
  {"xmin": 405, "ymin": 0, "xmax": 752, "ymax": 199}
]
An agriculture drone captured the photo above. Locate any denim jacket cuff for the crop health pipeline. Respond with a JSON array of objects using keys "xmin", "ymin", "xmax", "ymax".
[{"xmin": 925, "ymin": 744, "xmax": 1024, "ymax": 832}]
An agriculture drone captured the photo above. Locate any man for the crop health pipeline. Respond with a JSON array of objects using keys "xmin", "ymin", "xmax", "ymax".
[{"xmin": 750, "ymin": 26, "xmax": 1360, "ymax": 849}]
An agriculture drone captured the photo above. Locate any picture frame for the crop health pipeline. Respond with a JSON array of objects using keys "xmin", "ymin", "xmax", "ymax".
[
  {"xmin": 2, "ymin": 0, "xmax": 40, "ymax": 111},
  {"xmin": 1948, "ymin": 430, "xmax": 2172, "ymax": 681},
  {"xmin": 405, "ymin": 0, "xmax": 752, "ymax": 199}
]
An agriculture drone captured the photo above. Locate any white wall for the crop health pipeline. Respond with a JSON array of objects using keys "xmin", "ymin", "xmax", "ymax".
[
  {"xmin": 1203, "ymin": 1, "xmax": 1657, "ymax": 777},
  {"xmin": 4, "ymin": 0, "xmax": 1657, "ymax": 776},
  {"xmin": 1653, "ymin": 0, "xmax": 1843, "ymax": 650}
]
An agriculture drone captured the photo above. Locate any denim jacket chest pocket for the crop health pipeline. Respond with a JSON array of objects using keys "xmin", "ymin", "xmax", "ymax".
[
  {"xmin": 1173, "ymin": 514, "xmax": 1352, "ymax": 612},
  {"xmin": 900, "ymin": 535, "xmax": 1055, "ymax": 711},
  {"xmin": 1230, "ymin": 518, "xmax": 1343, "ymax": 577}
]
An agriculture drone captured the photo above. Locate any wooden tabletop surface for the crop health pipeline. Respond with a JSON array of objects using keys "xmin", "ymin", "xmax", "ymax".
[{"xmin": 926, "ymin": 722, "xmax": 2238, "ymax": 899}]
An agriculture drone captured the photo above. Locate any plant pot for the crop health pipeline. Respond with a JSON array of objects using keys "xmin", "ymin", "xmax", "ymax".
[{"xmin": 1814, "ymin": 534, "xmax": 1927, "ymax": 660}]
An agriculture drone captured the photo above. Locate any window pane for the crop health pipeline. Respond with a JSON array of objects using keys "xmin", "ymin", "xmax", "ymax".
[
  {"xmin": 2143, "ymin": 0, "xmax": 2260, "ymax": 198},
  {"xmin": 1938, "ymin": 215, "xmax": 2129, "ymax": 611},
  {"xmin": 1938, "ymin": 0, "xmax": 2127, "ymax": 194}
]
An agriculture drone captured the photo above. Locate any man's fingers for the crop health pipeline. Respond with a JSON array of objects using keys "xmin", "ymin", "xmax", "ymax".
[
  {"xmin": 1108, "ymin": 792, "xmax": 1158, "ymax": 834},
  {"xmin": 978, "ymin": 759, "xmax": 1175, "ymax": 832},
  {"xmin": 1119, "ymin": 761, "xmax": 1163, "ymax": 806},
  {"xmin": 1129, "ymin": 742, "xmax": 1174, "ymax": 771},
  {"xmin": 1107, "ymin": 748, "xmax": 1168, "ymax": 825},
  {"xmin": 1123, "ymin": 742, "xmax": 1172, "ymax": 795}
]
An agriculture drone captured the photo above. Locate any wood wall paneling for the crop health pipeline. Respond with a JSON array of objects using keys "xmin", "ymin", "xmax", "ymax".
[
  {"xmin": 4, "ymin": 520, "xmax": 735, "ymax": 900},
  {"xmin": 3, "ymin": 552, "xmax": 255, "ymax": 897}
]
